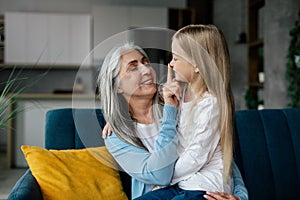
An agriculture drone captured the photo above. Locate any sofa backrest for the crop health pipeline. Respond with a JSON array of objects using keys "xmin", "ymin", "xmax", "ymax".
[
  {"xmin": 235, "ymin": 108, "xmax": 300, "ymax": 200},
  {"xmin": 45, "ymin": 108, "xmax": 106, "ymax": 149}
]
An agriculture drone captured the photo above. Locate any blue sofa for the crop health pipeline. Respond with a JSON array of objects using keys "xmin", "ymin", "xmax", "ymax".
[{"xmin": 8, "ymin": 108, "xmax": 300, "ymax": 200}]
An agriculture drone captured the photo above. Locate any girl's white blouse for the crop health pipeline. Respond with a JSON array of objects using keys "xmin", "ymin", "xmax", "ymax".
[{"xmin": 171, "ymin": 92, "xmax": 233, "ymax": 193}]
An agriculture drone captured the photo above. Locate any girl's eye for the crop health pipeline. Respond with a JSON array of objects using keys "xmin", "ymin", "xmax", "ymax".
[{"xmin": 173, "ymin": 57, "xmax": 178, "ymax": 61}]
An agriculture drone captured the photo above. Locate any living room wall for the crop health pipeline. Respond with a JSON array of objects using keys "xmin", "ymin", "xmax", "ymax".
[
  {"xmin": 263, "ymin": 0, "xmax": 299, "ymax": 108},
  {"xmin": 213, "ymin": 0, "xmax": 248, "ymax": 110},
  {"xmin": 214, "ymin": 0, "xmax": 300, "ymax": 109},
  {"xmin": 2, "ymin": 0, "xmax": 299, "ymax": 108},
  {"xmin": 0, "ymin": 0, "xmax": 186, "ymax": 151}
]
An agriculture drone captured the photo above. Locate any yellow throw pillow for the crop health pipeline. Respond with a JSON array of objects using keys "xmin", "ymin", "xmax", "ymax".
[{"xmin": 21, "ymin": 145, "xmax": 128, "ymax": 200}]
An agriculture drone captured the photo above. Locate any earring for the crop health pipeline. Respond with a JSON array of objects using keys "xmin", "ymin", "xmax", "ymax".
[
  {"xmin": 194, "ymin": 68, "xmax": 199, "ymax": 73},
  {"xmin": 117, "ymin": 88, "xmax": 123, "ymax": 94}
]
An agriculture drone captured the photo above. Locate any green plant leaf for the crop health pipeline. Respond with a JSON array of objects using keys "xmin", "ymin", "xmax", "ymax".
[{"xmin": 286, "ymin": 10, "xmax": 300, "ymax": 108}]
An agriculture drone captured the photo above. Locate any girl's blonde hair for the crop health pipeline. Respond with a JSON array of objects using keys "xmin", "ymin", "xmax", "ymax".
[{"xmin": 173, "ymin": 24, "xmax": 234, "ymax": 182}]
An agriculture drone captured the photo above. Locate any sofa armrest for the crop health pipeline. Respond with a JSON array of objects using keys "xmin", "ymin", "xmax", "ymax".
[
  {"xmin": 8, "ymin": 169, "xmax": 43, "ymax": 200},
  {"xmin": 119, "ymin": 171, "xmax": 132, "ymax": 199}
]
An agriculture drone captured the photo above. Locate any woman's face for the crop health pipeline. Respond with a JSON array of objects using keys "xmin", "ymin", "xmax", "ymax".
[
  {"xmin": 117, "ymin": 49, "xmax": 157, "ymax": 100},
  {"xmin": 170, "ymin": 40, "xmax": 197, "ymax": 83}
]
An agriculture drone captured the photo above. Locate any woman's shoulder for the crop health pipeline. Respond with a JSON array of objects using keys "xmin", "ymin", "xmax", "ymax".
[
  {"xmin": 105, "ymin": 133, "xmax": 142, "ymax": 153},
  {"xmin": 104, "ymin": 133, "xmax": 123, "ymax": 146}
]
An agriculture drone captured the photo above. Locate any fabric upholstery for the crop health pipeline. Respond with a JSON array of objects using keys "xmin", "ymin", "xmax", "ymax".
[
  {"xmin": 234, "ymin": 108, "xmax": 300, "ymax": 200},
  {"xmin": 7, "ymin": 170, "xmax": 42, "ymax": 200},
  {"xmin": 8, "ymin": 108, "xmax": 300, "ymax": 200},
  {"xmin": 45, "ymin": 108, "xmax": 106, "ymax": 150}
]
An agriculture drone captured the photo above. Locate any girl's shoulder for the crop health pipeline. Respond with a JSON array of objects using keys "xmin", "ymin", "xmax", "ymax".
[
  {"xmin": 197, "ymin": 92, "xmax": 217, "ymax": 105},
  {"xmin": 181, "ymin": 92, "xmax": 218, "ymax": 112},
  {"xmin": 202, "ymin": 91, "xmax": 215, "ymax": 98},
  {"xmin": 190, "ymin": 92, "xmax": 219, "ymax": 113}
]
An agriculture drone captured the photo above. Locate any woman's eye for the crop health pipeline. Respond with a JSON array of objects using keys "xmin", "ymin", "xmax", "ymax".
[
  {"xmin": 144, "ymin": 62, "xmax": 151, "ymax": 67},
  {"xmin": 128, "ymin": 65, "xmax": 138, "ymax": 71},
  {"xmin": 142, "ymin": 59, "xmax": 150, "ymax": 66},
  {"xmin": 173, "ymin": 57, "xmax": 178, "ymax": 61}
]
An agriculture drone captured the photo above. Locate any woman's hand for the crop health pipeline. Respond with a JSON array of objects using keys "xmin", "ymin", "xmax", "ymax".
[
  {"xmin": 102, "ymin": 123, "xmax": 112, "ymax": 139},
  {"xmin": 162, "ymin": 64, "xmax": 181, "ymax": 107},
  {"xmin": 204, "ymin": 192, "xmax": 240, "ymax": 200}
]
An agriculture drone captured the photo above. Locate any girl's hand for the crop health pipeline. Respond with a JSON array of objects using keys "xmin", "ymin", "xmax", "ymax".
[
  {"xmin": 102, "ymin": 123, "xmax": 112, "ymax": 139},
  {"xmin": 204, "ymin": 192, "xmax": 240, "ymax": 200},
  {"xmin": 162, "ymin": 64, "xmax": 181, "ymax": 107}
]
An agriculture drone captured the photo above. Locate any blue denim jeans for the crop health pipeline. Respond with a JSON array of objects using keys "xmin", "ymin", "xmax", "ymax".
[{"xmin": 134, "ymin": 184, "xmax": 207, "ymax": 200}]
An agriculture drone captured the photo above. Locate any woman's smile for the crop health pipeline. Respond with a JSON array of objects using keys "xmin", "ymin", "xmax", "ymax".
[{"xmin": 140, "ymin": 78, "xmax": 154, "ymax": 85}]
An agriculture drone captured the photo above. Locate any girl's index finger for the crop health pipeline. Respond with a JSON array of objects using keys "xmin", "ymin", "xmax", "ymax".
[{"xmin": 167, "ymin": 64, "xmax": 173, "ymax": 83}]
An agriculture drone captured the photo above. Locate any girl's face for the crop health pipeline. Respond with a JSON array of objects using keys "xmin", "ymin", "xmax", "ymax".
[
  {"xmin": 117, "ymin": 49, "xmax": 157, "ymax": 100},
  {"xmin": 170, "ymin": 40, "xmax": 198, "ymax": 84}
]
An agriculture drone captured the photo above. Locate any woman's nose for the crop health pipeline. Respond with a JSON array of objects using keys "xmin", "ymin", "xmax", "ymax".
[{"xmin": 139, "ymin": 64, "xmax": 151, "ymax": 74}]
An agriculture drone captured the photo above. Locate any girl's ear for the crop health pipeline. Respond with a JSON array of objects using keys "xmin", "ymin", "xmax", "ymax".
[{"xmin": 193, "ymin": 64, "xmax": 199, "ymax": 73}]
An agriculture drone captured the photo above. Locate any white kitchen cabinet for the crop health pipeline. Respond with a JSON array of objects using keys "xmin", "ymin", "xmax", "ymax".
[
  {"xmin": 5, "ymin": 12, "xmax": 91, "ymax": 65},
  {"xmin": 48, "ymin": 14, "xmax": 69, "ymax": 64},
  {"xmin": 5, "ymin": 12, "xmax": 27, "ymax": 63},
  {"xmin": 69, "ymin": 15, "xmax": 91, "ymax": 65},
  {"xmin": 26, "ymin": 13, "xmax": 49, "ymax": 63}
]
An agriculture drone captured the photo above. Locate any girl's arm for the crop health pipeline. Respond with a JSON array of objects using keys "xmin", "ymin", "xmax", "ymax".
[{"xmin": 105, "ymin": 105, "xmax": 179, "ymax": 185}]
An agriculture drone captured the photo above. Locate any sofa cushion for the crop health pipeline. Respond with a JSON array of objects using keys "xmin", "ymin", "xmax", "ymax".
[{"xmin": 21, "ymin": 145, "xmax": 128, "ymax": 200}]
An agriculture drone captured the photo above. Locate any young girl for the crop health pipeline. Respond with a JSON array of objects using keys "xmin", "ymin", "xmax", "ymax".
[{"xmin": 135, "ymin": 24, "xmax": 235, "ymax": 200}]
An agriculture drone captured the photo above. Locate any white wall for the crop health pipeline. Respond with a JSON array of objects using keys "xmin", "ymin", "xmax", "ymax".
[{"xmin": 92, "ymin": 5, "xmax": 168, "ymax": 60}]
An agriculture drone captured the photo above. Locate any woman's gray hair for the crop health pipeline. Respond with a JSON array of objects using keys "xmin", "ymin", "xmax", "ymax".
[{"xmin": 97, "ymin": 43, "xmax": 162, "ymax": 149}]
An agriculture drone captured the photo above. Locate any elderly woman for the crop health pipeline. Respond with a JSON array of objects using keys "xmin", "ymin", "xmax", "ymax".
[{"xmin": 98, "ymin": 43, "xmax": 248, "ymax": 200}]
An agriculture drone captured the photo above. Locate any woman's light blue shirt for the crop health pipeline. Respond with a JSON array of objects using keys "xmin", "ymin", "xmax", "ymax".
[{"xmin": 105, "ymin": 105, "xmax": 179, "ymax": 199}]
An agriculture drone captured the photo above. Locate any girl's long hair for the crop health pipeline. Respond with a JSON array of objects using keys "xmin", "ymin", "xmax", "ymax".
[
  {"xmin": 173, "ymin": 24, "xmax": 234, "ymax": 182},
  {"xmin": 97, "ymin": 43, "xmax": 163, "ymax": 150}
]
